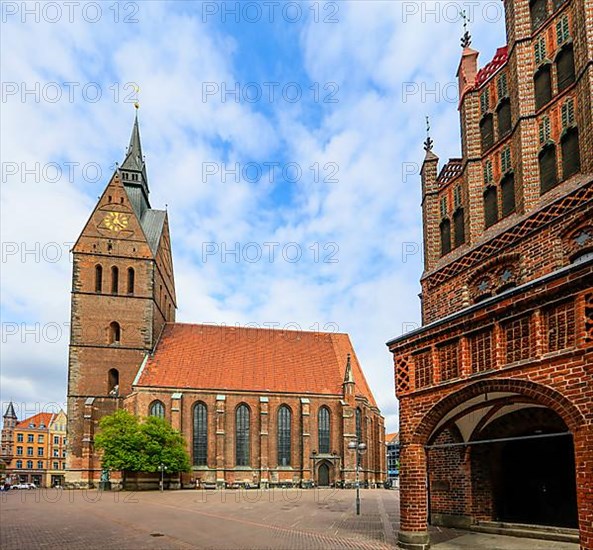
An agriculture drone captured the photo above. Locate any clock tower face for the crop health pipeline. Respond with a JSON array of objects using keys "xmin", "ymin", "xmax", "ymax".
[{"xmin": 103, "ymin": 212, "xmax": 129, "ymax": 232}]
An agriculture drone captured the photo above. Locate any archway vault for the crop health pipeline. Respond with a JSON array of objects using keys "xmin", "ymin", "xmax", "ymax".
[{"xmin": 413, "ymin": 378, "xmax": 587, "ymax": 446}]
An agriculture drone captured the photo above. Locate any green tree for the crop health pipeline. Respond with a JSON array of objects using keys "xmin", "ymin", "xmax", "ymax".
[{"xmin": 94, "ymin": 410, "xmax": 190, "ymax": 474}]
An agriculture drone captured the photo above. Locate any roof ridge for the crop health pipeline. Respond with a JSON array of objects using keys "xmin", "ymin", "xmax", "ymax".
[{"xmin": 170, "ymin": 321, "xmax": 348, "ymax": 336}]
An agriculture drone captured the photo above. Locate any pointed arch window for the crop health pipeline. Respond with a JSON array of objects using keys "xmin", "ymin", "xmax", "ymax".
[
  {"xmin": 534, "ymin": 65, "xmax": 552, "ymax": 110},
  {"xmin": 277, "ymin": 405, "xmax": 291, "ymax": 466},
  {"xmin": 484, "ymin": 186, "xmax": 499, "ymax": 228},
  {"xmin": 453, "ymin": 208, "xmax": 465, "ymax": 248},
  {"xmin": 561, "ymin": 128, "xmax": 580, "ymax": 181},
  {"xmin": 111, "ymin": 266, "xmax": 119, "ymax": 294},
  {"xmin": 501, "ymin": 174, "xmax": 516, "ymax": 218},
  {"xmin": 496, "ymin": 98, "xmax": 512, "ymax": 138},
  {"xmin": 95, "ymin": 265, "xmax": 103, "ymax": 293},
  {"xmin": 109, "ymin": 321, "xmax": 121, "ymax": 344},
  {"xmin": 127, "ymin": 267, "xmax": 135, "ymax": 295},
  {"xmin": 539, "ymin": 144, "xmax": 558, "ymax": 193},
  {"xmin": 440, "ymin": 219, "xmax": 451, "ymax": 256},
  {"xmin": 480, "ymin": 113, "xmax": 494, "ymax": 152},
  {"xmin": 107, "ymin": 368, "xmax": 119, "ymax": 395},
  {"xmin": 356, "ymin": 408, "xmax": 363, "ymax": 443},
  {"xmin": 530, "ymin": 0, "xmax": 548, "ymax": 31},
  {"xmin": 556, "ymin": 44, "xmax": 575, "ymax": 92},
  {"xmin": 149, "ymin": 400, "xmax": 165, "ymax": 419},
  {"xmin": 192, "ymin": 403, "xmax": 208, "ymax": 466},
  {"xmin": 318, "ymin": 407, "xmax": 330, "ymax": 454},
  {"xmin": 235, "ymin": 404, "xmax": 250, "ymax": 466}
]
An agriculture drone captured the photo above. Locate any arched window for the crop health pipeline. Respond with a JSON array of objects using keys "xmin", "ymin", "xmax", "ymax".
[
  {"xmin": 149, "ymin": 400, "xmax": 165, "ymax": 419},
  {"xmin": 534, "ymin": 65, "xmax": 552, "ymax": 110},
  {"xmin": 561, "ymin": 128, "xmax": 580, "ymax": 180},
  {"xmin": 277, "ymin": 405, "xmax": 291, "ymax": 466},
  {"xmin": 235, "ymin": 404, "xmax": 250, "ymax": 466},
  {"xmin": 453, "ymin": 208, "xmax": 465, "ymax": 248},
  {"xmin": 192, "ymin": 403, "xmax": 207, "ymax": 466},
  {"xmin": 108, "ymin": 368, "xmax": 119, "ymax": 394},
  {"xmin": 27, "ymin": 460, "xmax": 33, "ymax": 469},
  {"xmin": 496, "ymin": 99, "xmax": 512, "ymax": 138},
  {"xmin": 484, "ymin": 186, "xmax": 499, "ymax": 228},
  {"xmin": 440, "ymin": 219, "xmax": 451, "ymax": 256},
  {"xmin": 127, "ymin": 267, "xmax": 135, "ymax": 295},
  {"xmin": 539, "ymin": 144, "xmax": 558, "ymax": 193},
  {"xmin": 501, "ymin": 174, "xmax": 516, "ymax": 218},
  {"xmin": 356, "ymin": 408, "xmax": 363, "ymax": 443},
  {"xmin": 480, "ymin": 114, "xmax": 494, "ymax": 152},
  {"xmin": 530, "ymin": 0, "xmax": 547, "ymax": 31},
  {"xmin": 318, "ymin": 407, "xmax": 330, "ymax": 454},
  {"xmin": 16, "ymin": 460, "xmax": 22, "ymax": 469},
  {"xmin": 556, "ymin": 45, "xmax": 575, "ymax": 92},
  {"xmin": 95, "ymin": 265, "xmax": 103, "ymax": 293},
  {"xmin": 111, "ymin": 266, "xmax": 119, "ymax": 294},
  {"xmin": 109, "ymin": 321, "xmax": 121, "ymax": 344}
]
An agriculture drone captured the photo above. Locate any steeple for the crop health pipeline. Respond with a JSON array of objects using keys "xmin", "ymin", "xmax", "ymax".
[
  {"xmin": 120, "ymin": 111, "xmax": 150, "ymax": 219},
  {"xmin": 3, "ymin": 402, "xmax": 17, "ymax": 419}
]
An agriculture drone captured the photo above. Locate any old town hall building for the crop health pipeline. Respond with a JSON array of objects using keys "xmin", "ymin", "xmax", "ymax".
[
  {"xmin": 388, "ymin": 0, "xmax": 592, "ymax": 549},
  {"xmin": 66, "ymin": 114, "xmax": 385, "ymax": 489}
]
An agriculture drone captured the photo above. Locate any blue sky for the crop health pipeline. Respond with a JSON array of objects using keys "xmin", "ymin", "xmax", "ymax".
[{"xmin": 0, "ymin": 1, "xmax": 506, "ymax": 432}]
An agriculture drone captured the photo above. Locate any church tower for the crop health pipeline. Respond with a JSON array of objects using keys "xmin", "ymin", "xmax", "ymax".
[{"xmin": 66, "ymin": 113, "xmax": 176, "ymax": 486}]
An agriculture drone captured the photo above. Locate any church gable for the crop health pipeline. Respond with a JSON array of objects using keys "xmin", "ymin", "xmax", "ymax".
[{"xmin": 72, "ymin": 171, "xmax": 154, "ymax": 259}]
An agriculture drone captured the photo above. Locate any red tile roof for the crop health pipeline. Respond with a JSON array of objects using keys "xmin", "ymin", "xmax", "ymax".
[
  {"xmin": 16, "ymin": 412, "xmax": 54, "ymax": 430},
  {"xmin": 438, "ymin": 159, "xmax": 463, "ymax": 186},
  {"xmin": 385, "ymin": 432, "xmax": 399, "ymax": 444},
  {"xmin": 474, "ymin": 46, "xmax": 508, "ymax": 88},
  {"xmin": 136, "ymin": 323, "xmax": 377, "ymax": 407}
]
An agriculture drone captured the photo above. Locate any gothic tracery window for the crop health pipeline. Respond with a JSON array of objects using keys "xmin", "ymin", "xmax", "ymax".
[
  {"xmin": 235, "ymin": 404, "xmax": 250, "ymax": 466},
  {"xmin": 193, "ymin": 403, "xmax": 207, "ymax": 466},
  {"xmin": 277, "ymin": 405, "xmax": 291, "ymax": 466}
]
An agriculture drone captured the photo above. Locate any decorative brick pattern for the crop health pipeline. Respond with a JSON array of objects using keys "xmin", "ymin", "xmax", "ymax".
[
  {"xmin": 395, "ymin": 356, "xmax": 410, "ymax": 394},
  {"xmin": 545, "ymin": 299, "xmax": 576, "ymax": 352},
  {"xmin": 503, "ymin": 315, "xmax": 533, "ymax": 363},
  {"xmin": 438, "ymin": 341, "xmax": 460, "ymax": 381},
  {"xmin": 413, "ymin": 351, "xmax": 432, "ymax": 390},
  {"xmin": 469, "ymin": 328, "xmax": 494, "ymax": 373}
]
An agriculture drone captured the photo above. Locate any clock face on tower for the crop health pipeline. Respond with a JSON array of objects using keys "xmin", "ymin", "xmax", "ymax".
[{"xmin": 103, "ymin": 212, "xmax": 129, "ymax": 232}]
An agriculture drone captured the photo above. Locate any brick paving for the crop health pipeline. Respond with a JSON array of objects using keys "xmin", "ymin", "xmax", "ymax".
[{"xmin": 0, "ymin": 488, "xmax": 579, "ymax": 549}]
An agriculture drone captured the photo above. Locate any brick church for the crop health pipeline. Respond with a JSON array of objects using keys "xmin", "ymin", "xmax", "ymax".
[
  {"xmin": 65, "ymin": 114, "xmax": 385, "ymax": 489},
  {"xmin": 388, "ymin": 0, "xmax": 592, "ymax": 549}
]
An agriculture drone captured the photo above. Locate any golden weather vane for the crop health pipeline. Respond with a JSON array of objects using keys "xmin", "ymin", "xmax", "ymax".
[{"xmin": 133, "ymin": 84, "xmax": 140, "ymax": 109}]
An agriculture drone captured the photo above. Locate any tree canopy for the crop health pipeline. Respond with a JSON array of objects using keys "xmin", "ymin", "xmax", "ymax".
[{"xmin": 94, "ymin": 409, "xmax": 190, "ymax": 473}]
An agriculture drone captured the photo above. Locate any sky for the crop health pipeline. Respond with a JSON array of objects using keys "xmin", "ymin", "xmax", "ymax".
[{"xmin": 0, "ymin": 1, "xmax": 506, "ymax": 433}]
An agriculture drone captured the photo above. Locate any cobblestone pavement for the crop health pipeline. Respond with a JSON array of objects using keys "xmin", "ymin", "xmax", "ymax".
[{"xmin": 0, "ymin": 488, "xmax": 579, "ymax": 549}]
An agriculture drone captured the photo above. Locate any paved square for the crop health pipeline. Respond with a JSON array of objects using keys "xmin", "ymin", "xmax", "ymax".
[{"xmin": 0, "ymin": 488, "xmax": 579, "ymax": 549}]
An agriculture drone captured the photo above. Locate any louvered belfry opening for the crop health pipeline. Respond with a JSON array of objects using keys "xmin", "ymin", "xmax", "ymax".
[{"xmin": 539, "ymin": 144, "xmax": 558, "ymax": 193}]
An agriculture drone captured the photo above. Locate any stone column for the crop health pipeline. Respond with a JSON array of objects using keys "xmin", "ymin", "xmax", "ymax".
[
  {"xmin": 574, "ymin": 426, "xmax": 593, "ymax": 550},
  {"xmin": 301, "ymin": 398, "xmax": 311, "ymax": 483},
  {"xmin": 259, "ymin": 397, "xmax": 269, "ymax": 488},
  {"xmin": 398, "ymin": 443, "xmax": 430, "ymax": 550},
  {"xmin": 215, "ymin": 395, "xmax": 226, "ymax": 488}
]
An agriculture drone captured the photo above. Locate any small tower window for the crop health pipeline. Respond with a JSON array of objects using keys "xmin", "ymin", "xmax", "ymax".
[
  {"xmin": 534, "ymin": 65, "xmax": 552, "ymax": 110},
  {"xmin": 501, "ymin": 173, "xmax": 516, "ymax": 218},
  {"xmin": 127, "ymin": 267, "xmax": 135, "ymax": 294},
  {"xmin": 480, "ymin": 114, "xmax": 494, "ymax": 152},
  {"xmin": 109, "ymin": 321, "xmax": 121, "ymax": 344},
  {"xmin": 440, "ymin": 219, "xmax": 451, "ymax": 256},
  {"xmin": 108, "ymin": 368, "xmax": 119, "ymax": 395},
  {"xmin": 111, "ymin": 266, "xmax": 119, "ymax": 294},
  {"xmin": 530, "ymin": 0, "xmax": 548, "ymax": 31},
  {"xmin": 95, "ymin": 265, "xmax": 103, "ymax": 293},
  {"xmin": 453, "ymin": 208, "xmax": 465, "ymax": 247},
  {"xmin": 497, "ymin": 98, "xmax": 512, "ymax": 138},
  {"xmin": 539, "ymin": 143, "xmax": 558, "ymax": 193},
  {"xmin": 484, "ymin": 186, "xmax": 499, "ymax": 228},
  {"xmin": 556, "ymin": 45, "xmax": 575, "ymax": 92},
  {"xmin": 561, "ymin": 128, "xmax": 580, "ymax": 181}
]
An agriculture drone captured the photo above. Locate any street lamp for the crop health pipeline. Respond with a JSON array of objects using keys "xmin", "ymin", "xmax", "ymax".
[
  {"xmin": 159, "ymin": 463, "xmax": 167, "ymax": 492},
  {"xmin": 348, "ymin": 440, "xmax": 367, "ymax": 515}
]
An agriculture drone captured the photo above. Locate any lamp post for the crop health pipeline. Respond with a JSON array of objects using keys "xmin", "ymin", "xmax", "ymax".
[
  {"xmin": 159, "ymin": 463, "xmax": 167, "ymax": 492},
  {"xmin": 348, "ymin": 440, "xmax": 367, "ymax": 515}
]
